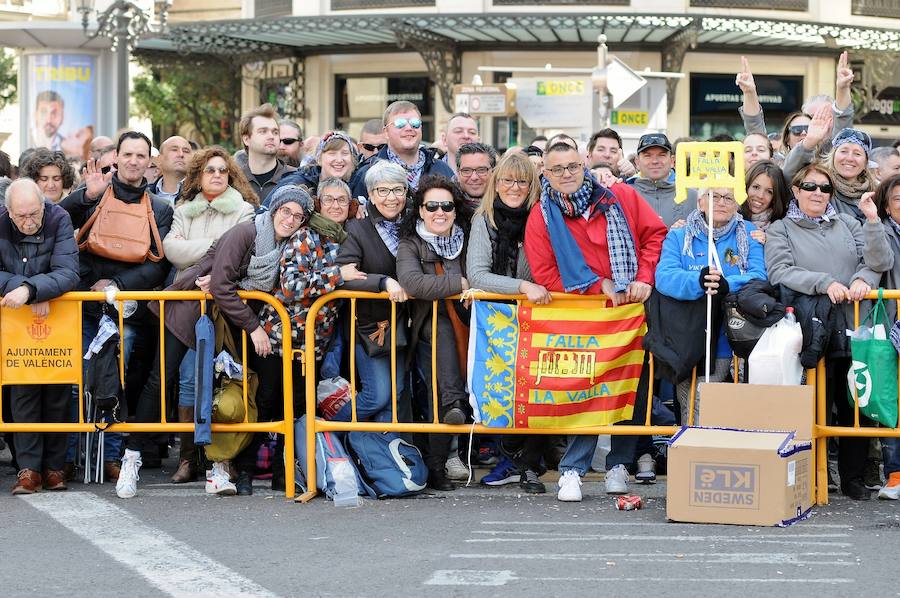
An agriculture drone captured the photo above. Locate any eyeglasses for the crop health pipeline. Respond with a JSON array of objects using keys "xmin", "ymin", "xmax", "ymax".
[
  {"xmin": 711, "ymin": 193, "xmax": 736, "ymax": 205},
  {"xmin": 390, "ymin": 118, "xmax": 422, "ymax": 130},
  {"xmin": 203, "ymin": 165, "xmax": 229, "ymax": 175},
  {"xmin": 361, "ymin": 143, "xmax": 386, "ymax": 152},
  {"xmin": 545, "ymin": 162, "xmax": 583, "ymax": 177},
  {"xmin": 276, "ymin": 206, "xmax": 306, "ymax": 222},
  {"xmin": 458, "ymin": 166, "xmax": 491, "ymax": 178},
  {"xmin": 372, "ymin": 186, "xmax": 407, "ymax": 198},
  {"xmin": 423, "ymin": 201, "xmax": 455, "ymax": 213},
  {"xmin": 499, "ymin": 177, "xmax": 529, "ymax": 188},
  {"xmin": 100, "ymin": 165, "xmax": 113, "ymax": 175},
  {"xmin": 320, "ymin": 194, "xmax": 350, "ymax": 208},
  {"xmin": 280, "ymin": 138, "xmax": 299, "ymax": 145},
  {"xmin": 798, "ymin": 181, "xmax": 834, "ymax": 194},
  {"xmin": 10, "ymin": 209, "xmax": 42, "ymax": 222},
  {"xmin": 789, "ymin": 125, "xmax": 809, "ymax": 136}
]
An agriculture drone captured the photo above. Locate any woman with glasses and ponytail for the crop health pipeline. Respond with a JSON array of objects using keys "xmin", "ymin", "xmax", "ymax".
[
  {"xmin": 466, "ymin": 151, "xmax": 553, "ymax": 493},
  {"xmin": 765, "ymin": 163, "xmax": 892, "ymax": 501},
  {"xmin": 395, "ymin": 175, "xmax": 474, "ymax": 491}
]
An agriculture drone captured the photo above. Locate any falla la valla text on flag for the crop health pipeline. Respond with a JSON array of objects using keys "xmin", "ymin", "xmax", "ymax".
[{"xmin": 467, "ymin": 299, "xmax": 646, "ymax": 429}]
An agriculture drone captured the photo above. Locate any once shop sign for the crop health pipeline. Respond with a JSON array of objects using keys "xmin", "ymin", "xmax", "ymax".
[
  {"xmin": 510, "ymin": 77, "xmax": 593, "ymax": 128},
  {"xmin": 1, "ymin": 301, "xmax": 81, "ymax": 385},
  {"xmin": 611, "ymin": 110, "xmax": 649, "ymax": 127}
]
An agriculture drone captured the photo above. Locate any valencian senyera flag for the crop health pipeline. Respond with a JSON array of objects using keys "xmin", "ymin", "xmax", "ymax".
[{"xmin": 467, "ymin": 299, "xmax": 646, "ymax": 429}]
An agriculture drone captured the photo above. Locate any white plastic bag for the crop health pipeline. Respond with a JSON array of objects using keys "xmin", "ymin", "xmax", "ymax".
[
  {"xmin": 748, "ymin": 315, "xmax": 803, "ymax": 385},
  {"xmin": 317, "ymin": 376, "xmax": 351, "ymax": 420}
]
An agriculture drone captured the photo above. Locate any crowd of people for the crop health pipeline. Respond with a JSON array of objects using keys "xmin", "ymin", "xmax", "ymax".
[{"xmin": 2, "ymin": 54, "xmax": 900, "ymax": 505}]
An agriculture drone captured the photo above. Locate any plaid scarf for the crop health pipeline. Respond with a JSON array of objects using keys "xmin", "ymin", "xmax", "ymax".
[
  {"xmin": 373, "ymin": 212, "xmax": 402, "ymax": 256},
  {"xmin": 539, "ymin": 170, "xmax": 637, "ymax": 293},
  {"xmin": 683, "ymin": 209, "xmax": 750, "ymax": 274},
  {"xmin": 416, "ymin": 219, "xmax": 464, "ymax": 260},
  {"xmin": 386, "ymin": 146, "xmax": 427, "ymax": 189},
  {"xmin": 786, "ymin": 199, "xmax": 836, "ymax": 224}
]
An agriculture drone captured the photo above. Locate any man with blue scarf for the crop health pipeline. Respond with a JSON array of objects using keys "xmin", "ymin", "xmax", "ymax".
[{"xmin": 525, "ymin": 142, "xmax": 667, "ymax": 502}]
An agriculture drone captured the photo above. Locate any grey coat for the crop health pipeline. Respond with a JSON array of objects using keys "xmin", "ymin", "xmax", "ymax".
[
  {"xmin": 765, "ymin": 214, "xmax": 893, "ymax": 321},
  {"xmin": 465, "ymin": 212, "xmax": 532, "ymax": 295},
  {"xmin": 627, "ymin": 176, "xmax": 694, "ymax": 228},
  {"xmin": 879, "ymin": 219, "xmax": 900, "ymax": 320}
]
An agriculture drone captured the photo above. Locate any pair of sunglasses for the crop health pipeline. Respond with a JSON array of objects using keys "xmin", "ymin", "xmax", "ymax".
[
  {"xmin": 798, "ymin": 181, "xmax": 833, "ymax": 194},
  {"xmin": 789, "ymin": 125, "xmax": 809, "ymax": 136},
  {"xmin": 391, "ymin": 117, "xmax": 422, "ymax": 130},
  {"xmin": 361, "ymin": 142, "xmax": 386, "ymax": 152},
  {"xmin": 423, "ymin": 201, "xmax": 455, "ymax": 213},
  {"xmin": 281, "ymin": 137, "xmax": 300, "ymax": 145}
]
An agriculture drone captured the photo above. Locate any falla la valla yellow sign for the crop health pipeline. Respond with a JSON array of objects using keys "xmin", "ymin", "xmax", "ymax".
[{"xmin": 1, "ymin": 300, "xmax": 81, "ymax": 385}]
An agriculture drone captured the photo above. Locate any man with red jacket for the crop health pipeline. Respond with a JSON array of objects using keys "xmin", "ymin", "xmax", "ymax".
[{"xmin": 525, "ymin": 142, "xmax": 666, "ymax": 502}]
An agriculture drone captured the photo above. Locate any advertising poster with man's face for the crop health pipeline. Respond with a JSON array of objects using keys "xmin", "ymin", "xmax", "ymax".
[{"xmin": 26, "ymin": 54, "xmax": 96, "ymax": 160}]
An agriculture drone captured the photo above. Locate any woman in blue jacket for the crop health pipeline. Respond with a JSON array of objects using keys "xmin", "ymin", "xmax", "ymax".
[{"xmin": 655, "ymin": 187, "xmax": 767, "ymax": 425}]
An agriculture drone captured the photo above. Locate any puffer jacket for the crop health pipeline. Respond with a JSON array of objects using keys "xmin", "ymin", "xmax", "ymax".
[
  {"xmin": 0, "ymin": 201, "xmax": 79, "ymax": 302},
  {"xmin": 163, "ymin": 186, "xmax": 255, "ymax": 278}
]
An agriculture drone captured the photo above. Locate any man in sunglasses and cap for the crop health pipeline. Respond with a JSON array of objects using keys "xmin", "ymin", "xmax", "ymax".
[
  {"xmin": 626, "ymin": 133, "xmax": 694, "ymax": 229},
  {"xmin": 351, "ymin": 100, "xmax": 454, "ymax": 199}
]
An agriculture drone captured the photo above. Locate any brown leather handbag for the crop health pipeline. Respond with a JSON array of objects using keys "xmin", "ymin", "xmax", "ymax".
[{"xmin": 76, "ymin": 186, "xmax": 165, "ymax": 264}]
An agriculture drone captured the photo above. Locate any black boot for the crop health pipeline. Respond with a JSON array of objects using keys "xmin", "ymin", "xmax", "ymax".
[
  {"xmin": 428, "ymin": 467, "xmax": 454, "ymax": 491},
  {"xmin": 236, "ymin": 470, "xmax": 253, "ymax": 496}
]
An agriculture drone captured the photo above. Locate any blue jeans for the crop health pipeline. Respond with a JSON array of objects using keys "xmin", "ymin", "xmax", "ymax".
[
  {"xmin": 884, "ymin": 437, "xmax": 900, "ymax": 477},
  {"xmin": 558, "ymin": 358, "xmax": 651, "ymax": 476},
  {"xmin": 178, "ymin": 349, "xmax": 196, "ymax": 408},
  {"xmin": 332, "ymin": 345, "xmax": 406, "ymax": 423},
  {"xmin": 66, "ymin": 315, "xmax": 137, "ymax": 463}
]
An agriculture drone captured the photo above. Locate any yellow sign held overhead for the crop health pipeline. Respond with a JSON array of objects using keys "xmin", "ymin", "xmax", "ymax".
[{"xmin": 674, "ymin": 141, "xmax": 747, "ymax": 204}]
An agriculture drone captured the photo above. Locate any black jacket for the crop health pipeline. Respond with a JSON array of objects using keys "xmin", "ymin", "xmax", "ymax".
[
  {"xmin": 0, "ymin": 201, "xmax": 79, "ymax": 302},
  {"xmin": 350, "ymin": 146, "xmax": 454, "ymax": 199},
  {"xmin": 336, "ymin": 208, "xmax": 408, "ymax": 330},
  {"xmin": 643, "ymin": 289, "xmax": 723, "ymax": 384},
  {"xmin": 779, "ymin": 286, "xmax": 849, "ymax": 368},
  {"xmin": 60, "ymin": 175, "xmax": 173, "ymax": 292}
]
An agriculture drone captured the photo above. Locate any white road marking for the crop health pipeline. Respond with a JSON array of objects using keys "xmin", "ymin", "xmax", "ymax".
[
  {"xmin": 465, "ymin": 535, "xmax": 852, "ymax": 547},
  {"xmin": 449, "ymin": 552, "xmax": 854, "ymax": 565},
  {"xmin": 424, "ymin": 570, "xmax": 516, "ymax": 586},
  {"xmin": 23, "ymin": 492, "xmax": 280, "ymax": 598},
  {"xmin": 425, "ymin": 570, "xmax": 853, "ymax": 586},
  {"xmin": 472, "ymin": 530, "xmax": 850, "ymax": 538},
  {"xmin": 480, "ymin": 520, "xmax": 849, "ymax": 529}
]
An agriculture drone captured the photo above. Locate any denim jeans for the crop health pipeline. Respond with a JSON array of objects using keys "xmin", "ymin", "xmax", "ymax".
[
  {"xmin": 558, "ymin": 357, "xmax": 651, "ymax": 476},
  {"xmin": 66, "ymin": 314, "xmax": 137, "ymax": 464},
  {"xmin": 883, "ymin": 437, "xmax": 900, "ymax": 477},
  {"xmin": 332, "ymin": 345, "xmax": 406, "ymax": 423},
  {"xmin": 178, "ymin": 349, "xmax": 196, "ymax": 408}
]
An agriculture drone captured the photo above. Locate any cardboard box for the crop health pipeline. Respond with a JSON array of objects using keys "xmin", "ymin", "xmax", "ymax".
[{"xmin": 666, "ymin": 384, "xmax": 814, "ymax": 527}]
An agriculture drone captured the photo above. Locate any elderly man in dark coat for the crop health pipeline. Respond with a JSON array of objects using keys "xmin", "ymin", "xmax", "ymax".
[{"xmin": 0, "ymin": 178, "xmax": 79, "ymax": 494}]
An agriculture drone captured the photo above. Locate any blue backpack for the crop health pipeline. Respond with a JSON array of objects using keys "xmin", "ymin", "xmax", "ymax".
[
  {"xmin": 294, "ymin": 416, "xmax": 374, "ymax": 499},
  {"xmin": 346, "ymin": 432, "xmax": 427, "ymax": 498}
]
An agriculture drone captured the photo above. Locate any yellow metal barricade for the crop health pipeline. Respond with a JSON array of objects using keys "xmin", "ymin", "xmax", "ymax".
[
  {"xmin": 297, "ymin": 291, "xmax": 676, "ymax": 503},
  {"xmin": 812, "ymin": 290, "xmax": 900, "ymax": 505},
  {"xmin": 0, "ymin": 290, "xmax": 297, "ymax": 499}
]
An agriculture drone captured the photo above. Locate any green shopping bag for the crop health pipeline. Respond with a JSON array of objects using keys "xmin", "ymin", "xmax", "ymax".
[{"xmin": 848, "ymin": 292, "xmax": 899, "ymax": 428}]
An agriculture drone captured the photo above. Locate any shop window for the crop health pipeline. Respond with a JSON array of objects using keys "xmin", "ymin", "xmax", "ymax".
[{"xmin": 335, "ymin": 74, "xmax": 435, "ymax": 142}]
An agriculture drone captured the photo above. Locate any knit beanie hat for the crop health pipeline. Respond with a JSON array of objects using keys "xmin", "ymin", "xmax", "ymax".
[
  {"xmin": 315, "ymin": 131, "xmax": 360, "ymax": 164},
  {"xmin": 268, "ymin": 184, "xmax": 314, "ymax": 222}
]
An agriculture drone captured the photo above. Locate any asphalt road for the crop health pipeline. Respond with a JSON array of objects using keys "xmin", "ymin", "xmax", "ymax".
[{"xmin": 1, "ymin": 448, "xmax": 898, "ymax": 598}]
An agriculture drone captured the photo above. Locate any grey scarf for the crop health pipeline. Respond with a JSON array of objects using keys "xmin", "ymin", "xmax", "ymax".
[{"xmin": 240, "ymin": 212, "xmax": 288, "ymax": 291}]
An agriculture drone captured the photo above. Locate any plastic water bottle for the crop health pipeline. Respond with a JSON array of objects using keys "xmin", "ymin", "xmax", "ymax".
[{"xmin": 330, "ymin": 459, "xmax": 360, "ymax": 508}]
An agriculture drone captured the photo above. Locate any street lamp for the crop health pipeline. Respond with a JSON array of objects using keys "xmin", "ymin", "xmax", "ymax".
[{"xmin": 78, "ymin": 0, "xmax": 172, "ymax": 129}]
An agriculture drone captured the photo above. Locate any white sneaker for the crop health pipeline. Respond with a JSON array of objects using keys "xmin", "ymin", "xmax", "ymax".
[
  {"xmin": 115, "ymin": 449, "xmax": 142, "ymax": 499},
  {"xmin": 605, "ymin": 464, "xmax": 629, "ymax": 494},
  {"xmin": 445, "ymin": 455, "xmax": 470, "ymax": 481},
  {"xmin": 878, "ymin": 474, "xmax": 900, "ymax": 500},
  {"xmin": 557, "ymin": 470, "xmax": 583, "ymax": 502},
  {"xmin": 206, "ymin": 462, "xmax": 237, "ymax": 496},
  {"xmin": 635, "ymin": 453, "xmax": 657, "ymax": 484}
]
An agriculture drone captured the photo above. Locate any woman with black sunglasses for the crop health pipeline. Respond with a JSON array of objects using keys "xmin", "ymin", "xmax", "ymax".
[
  {"xmin": 396, "ymin": 175, "xmax": 474, "ymax": 491},
  {"xmin": 765, "ymin": 163, "xmax": 892, "ymax": 501}
]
